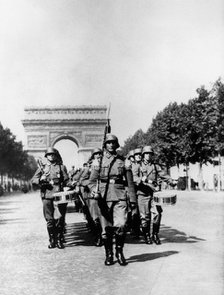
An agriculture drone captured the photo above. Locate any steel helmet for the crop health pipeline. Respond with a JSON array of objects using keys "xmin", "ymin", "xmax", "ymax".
[
  {"xmin": 134, "ymin": 147, "xmax": 142, "ymax": 155},
  {"xmin": 127, "ymin": 150, "xmax": 134, "ymax": 159},
  {"xmin": 91, "ymin": 148, "xmax": 102, "ymax": 158},
  {"xmin": 142, "ymin": 145, "xmax": 154, "ymax": 155},
  {"xmin": 104, "ymin": 134, "xmax": 120, "ymax": 149},
  {"xmin": 45, "ymin": 147, "xmax": 59, "ymax": 158}
]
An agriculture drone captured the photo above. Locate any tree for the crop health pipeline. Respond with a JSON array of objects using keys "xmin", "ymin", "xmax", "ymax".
[
  {"xmin": 0, "ymin": 122, "xmax": 37, "ymax": 184},
  {"xmin": 145, "ymin": 102, "xmax": 184, "ymax": 170},
  {"xmin": 121, "ymin": 129, "xmax": 146, "ymax": 156}
]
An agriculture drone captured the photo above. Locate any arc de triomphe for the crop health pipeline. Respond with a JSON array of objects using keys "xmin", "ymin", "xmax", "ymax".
[{"xmin": 22, "ymin": 105, "xmax": 107, "ymax": 166}]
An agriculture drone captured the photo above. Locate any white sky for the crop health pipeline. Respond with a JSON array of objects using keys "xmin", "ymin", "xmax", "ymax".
[{"xmin": 0, "ymin": 0, "xmax": 223, "ymax": 148}]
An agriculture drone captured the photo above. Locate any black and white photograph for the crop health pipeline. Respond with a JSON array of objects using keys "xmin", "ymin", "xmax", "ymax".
[{"xmin": 0, "ymin": 1, "xmax": 223, "ymax": 294}]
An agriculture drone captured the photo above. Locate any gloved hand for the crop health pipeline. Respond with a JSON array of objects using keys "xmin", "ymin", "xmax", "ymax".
[{"xmin": 39, "ymin": 179, "xmax": 52, "ymax": 190}]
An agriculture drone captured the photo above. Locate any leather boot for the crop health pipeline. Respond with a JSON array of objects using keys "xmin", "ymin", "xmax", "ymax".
[
  {"xmin": 152, "ymin": 223, "xmax": 161, "ymax": 245},
  {"xmin": 56, "ymin": 229, "xmax": 65, "ymax": 249},
  {"xmin": 131, "ymin": 214, "xmax": 141, "ymax": 239},
  {"xmin": 115, "ymin": 234, "xmax": 127, "ymax": 266},
  {"xmin": 142, "ymin": 227, "xmax": 153, "ymax": 244},
  {"xmin": 103, "ymin": 236, "xmax": 114, "ymax": 266},
  {"xmin": 94, "ymin": 221, "xmax": 103, "ymax": 247},
  {"xmin": 47, "ymin": 227, "xmax": 56, "ymax": 249}
]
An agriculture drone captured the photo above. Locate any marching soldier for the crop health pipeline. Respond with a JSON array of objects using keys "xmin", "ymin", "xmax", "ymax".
[
  {"xmin": 87, "ymin": 148, "xmax": 104, "ymax": 246},
  {"xmin": 31, "ymin": 147, "xmax": 70, "ymax": 249},
  {"xmin": 125, "ymin": 149, "xmax": 141, "ymax": 239},
  {"xmin": 134, "ymin": 146, "xmax": 174, "ymax": 245},
  {"xmin": 89, "ymin": 134, "xmax": 136, "ymax": 266}
]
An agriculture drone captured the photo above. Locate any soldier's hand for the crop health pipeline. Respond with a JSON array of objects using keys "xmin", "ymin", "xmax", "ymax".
[
  {"xmin": 91, "ymin": 190, "xmax": 101, "ymax": 200},
  {"xmin": 142, "ymin": 176, "xmax": 147, "ymax": 183},
  {"xmin": 124, "ymin": 159, "xmax": 132, "ymax": 169},
  {"xmin": 40, "ymin": 181, "xmax": 52, "ymax": 190},
  {"xmin": 40, "ymin": 175, "xmax": 47, "ymax": 181},
  {"xmin": 49, "ymin": 180, "xmax": 54, "ymax": 186}
]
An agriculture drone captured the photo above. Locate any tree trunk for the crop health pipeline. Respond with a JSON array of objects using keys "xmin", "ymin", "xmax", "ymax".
[
  {"xmin": 198, "ymin": 162, "xmax": 204, "ymax": 191},
  {"xmin": 217, "ymin": 153, "xmax": 221, "ymax": 192},
  {"xmin": 185, "ymin": 163, "xmax": 191, "ymax": 191}
]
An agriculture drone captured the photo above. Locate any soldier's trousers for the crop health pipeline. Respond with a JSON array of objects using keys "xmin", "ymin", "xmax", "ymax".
[
  {"xmin": 138, "ymin": 194, "xmax": 163, "ymax": 229},
  {"xmin": 42, "ymin": 198, "xmax": 67, "ymax": 233},
  {"xmin": 88, "ymin": 198, "xmax": 101, "ymax": 221},
  {"xmin": 100, "ymin": 200, "xmax": 128, "ymax": 238}
]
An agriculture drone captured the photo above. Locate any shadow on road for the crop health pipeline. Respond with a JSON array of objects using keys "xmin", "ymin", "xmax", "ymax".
[
  {"xmin": 64, "ymin": 222, "xmax": 95, "ymax": 247},
  {"xmin": 126, "ymin": 223, "xmax": 205, "ymax": 245},
  {"xmin": 159, "ymin": 225, "xmax": 206, "ymax": 243},
  {"xmin": 0, "ymin": 218, "xmax": 25, "ymax": 224},
  {"xmin": 127, "ymin": 250, "xmax": 179, "ymax": 263}
]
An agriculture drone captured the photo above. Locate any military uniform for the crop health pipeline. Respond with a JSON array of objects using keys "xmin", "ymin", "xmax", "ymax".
[
  {"xmin": 89, "ymin": 134, "xmax": 136, "ymax": 266},
  {"xmin": 133, "ymin": 146, "xmax": 173, "ymax": 245},
  {"xmin": 31, "ymin": 148, "xmax": 69, "ymax": 249}
]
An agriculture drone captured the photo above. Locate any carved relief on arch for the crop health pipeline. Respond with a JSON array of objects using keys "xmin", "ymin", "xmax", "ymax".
[
  {"xmin": 27, "ymin": 135, "xmax": 48, "ymax": 148},
  {"xmin": 49, "ymin": 131, "xmax": 82, "ymax": 147}
]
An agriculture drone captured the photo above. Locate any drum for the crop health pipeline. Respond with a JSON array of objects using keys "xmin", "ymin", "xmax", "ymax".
[
  {"xmin": 153, "ymin": 190, "xmax": 177, "ymax": 206},
  {"xmin": 53, "ymin": 189, "xmax": 76, "ymax": 204}
]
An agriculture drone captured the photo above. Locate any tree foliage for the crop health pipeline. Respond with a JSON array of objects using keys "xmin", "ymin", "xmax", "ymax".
[
  {"xmin": 121, "ymin": 78, "xmax": 224, "ymax": 169},
  {"xmin": 0, "ymin": 122, "xmax": 37, "ymax": 180}
]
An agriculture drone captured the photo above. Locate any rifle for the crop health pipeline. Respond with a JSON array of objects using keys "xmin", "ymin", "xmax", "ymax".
[
  {"xmin": 94, "ymin": 103, "xmax": 111, "ymax": 198},
  {"xmin": 93, "ymin": 103, "xmax": 113, "ymax": 222}
]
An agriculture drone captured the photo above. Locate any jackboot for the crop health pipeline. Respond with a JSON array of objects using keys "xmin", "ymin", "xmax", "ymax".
[
  {"xmin": 56, "ymin": 229, "xmax": 65, "ymax": 249},
  {"xmin": 103, "ymin": 236, "xmax": 114, "ymax": 266},
  {"xmin": 47, "ymin": 226, "xmax": 56, "ymax": 249},
  {"xmin": 142, "ymin": 227, "xmax": 153, "ymax": 244},
  {"xmin": 131, "ymin": 214, "xmax": 141, "ymax": 240},
  {"xmin": 152, "ymin": 223, "xmax": 161, "ymax": 245},
  {"xmin": 115, "ymin": 234, "xmax": 127, "ymax": 266},
  {"xmin": 94, "ymin": 221, "xmax": 103, "ymax": 247}
]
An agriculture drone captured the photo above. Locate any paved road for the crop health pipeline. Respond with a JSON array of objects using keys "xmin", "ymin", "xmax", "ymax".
[{"xmin": 0, "ymin": 190, "xmax": 223, "ymax": 295}]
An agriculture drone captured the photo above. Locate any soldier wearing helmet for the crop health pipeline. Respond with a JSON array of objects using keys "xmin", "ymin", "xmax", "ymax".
[
  {"xmin": 80, "ymin": 147, "xmax": 103, "ymax": 247},
  {"xmin": 88, "ymin": 134, "xmax": 136, "ymax": 266},
  {"xmin": 31, "ymin": 147, "xmax": 70, "ymax": 249},
  {"xmin": 128, "ymin": 147, "xmax": 143, "ymax": 240},
  {"xmin": 134, "ymin": 145, "xmax": 174, "ymax": 245}
]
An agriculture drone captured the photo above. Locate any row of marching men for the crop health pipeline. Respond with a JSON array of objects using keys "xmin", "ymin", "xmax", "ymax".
[{"xmin": 31, "ymin": 134, "xmax": 176, "ymax": 266}]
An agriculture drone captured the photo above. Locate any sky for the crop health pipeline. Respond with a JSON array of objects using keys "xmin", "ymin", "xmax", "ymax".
[{"xmin": 0, "ymin": 0, "xmax": 223, "ymax": 150}]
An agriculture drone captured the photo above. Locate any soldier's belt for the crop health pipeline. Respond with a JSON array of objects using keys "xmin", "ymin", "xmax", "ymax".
[{"xmin": 101, "ymin": 179, "xmax": 124, "ymax": 184}]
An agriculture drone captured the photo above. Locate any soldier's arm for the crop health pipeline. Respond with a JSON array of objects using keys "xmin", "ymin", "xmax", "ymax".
[
  {"xmin": 31, "ymin": 168, "xmax": 42, "ymax": 185},
  {"xmin": 156, "ymin": 164, "xmax": 173, "ymax": 185},
  {"xmin": 61, "ymin": 165, "xmax": 70, "ymax": 187},
  {"xmin": 125, "ymin": 168, "xmax": 137, "ymax": 204},
  {"xmin": 132, "ymin": 164, "xmax": 142, "ymax": 185}
]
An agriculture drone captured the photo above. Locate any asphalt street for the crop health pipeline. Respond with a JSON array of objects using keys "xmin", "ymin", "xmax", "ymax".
[{"xmin": 0, "ymin": 190, "xmax": 223, "ymax": 295}]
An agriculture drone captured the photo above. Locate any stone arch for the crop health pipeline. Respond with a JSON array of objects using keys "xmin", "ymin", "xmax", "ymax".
[
  {"xmin": 51, "ymin": 133, "xmax": 80, "ymax": 148},
  {"xmin": 22, "ymin": 105, "xmax": 107, "ymax": 165}
]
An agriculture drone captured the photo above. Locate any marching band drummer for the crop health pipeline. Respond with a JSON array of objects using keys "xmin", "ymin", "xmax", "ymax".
[
  {"xmin": 31, "ymin": 147, "xmax": 70, "ymax": 249},
  {"xmin": 133, "ymin": 146, "xmax": 175, "ymax": 245}
]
